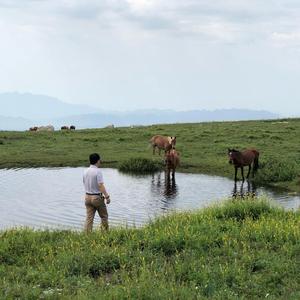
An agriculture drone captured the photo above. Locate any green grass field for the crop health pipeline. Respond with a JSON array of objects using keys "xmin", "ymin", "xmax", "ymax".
[
  {"xmin": 0, "ymin": 198, "xmax": 299, "ymax": 299},
  {"xmin": 0, "ymin": 118, "xmax": 299, "ymax": 191}
]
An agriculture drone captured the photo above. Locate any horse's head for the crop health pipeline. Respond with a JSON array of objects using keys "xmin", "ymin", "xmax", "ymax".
[
  {"xmin": 167, "ymin": 136, "xmax": 176, "ymax": 148},
  {"xmin": 228, "ymin": 148, "xmax": 234, "ymax": 164},
  {"xmin": 164, "ymin": 150, "xmax": 174, "ymax": 166},
  {"xmin": 171, "ymin": 136, "xmax": 176, "ymax": 148}
]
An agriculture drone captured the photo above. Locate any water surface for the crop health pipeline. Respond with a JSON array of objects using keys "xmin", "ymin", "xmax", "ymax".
[{"xmin": 0, "ymin": 168, "xmax": 299, "ymax": 230}]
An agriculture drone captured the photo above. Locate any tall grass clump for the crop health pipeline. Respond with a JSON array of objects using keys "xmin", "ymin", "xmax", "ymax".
[
  {"xmin": 208, "ymin": 197, "xmax": 273, "ymax": 221},
  {"xmin": 119, "ymin": 157, "xmax": 162, "ymax": 174},
  {"xmin": 254, "ymin": 157, "xmax": 299, "ymax": 184}
]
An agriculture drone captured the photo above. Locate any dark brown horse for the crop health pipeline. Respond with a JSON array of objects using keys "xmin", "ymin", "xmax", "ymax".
[
  {"xmin": 165, "ymin": 149, "xmax": 180, "ymax": 178},
  {"xmin": 228, "ymin": 148, "xmax": 259, "ymax": 181}
]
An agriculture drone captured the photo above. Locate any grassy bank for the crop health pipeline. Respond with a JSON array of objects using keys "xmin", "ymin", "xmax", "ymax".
[
  {"xmin": 0, "ymin": 198, "xmax": 299, "ymax": 299},
  {"xmin": 0, "ymin": 118, "xmax": 300, "ymax": 191}
]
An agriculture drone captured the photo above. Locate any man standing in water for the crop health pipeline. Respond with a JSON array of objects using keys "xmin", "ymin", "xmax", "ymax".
[{"xmin": 83, "ymin": 153, "xmax": 110, "ymax": 232}]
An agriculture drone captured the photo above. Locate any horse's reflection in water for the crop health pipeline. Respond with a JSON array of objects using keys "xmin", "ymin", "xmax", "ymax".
[
  {"xmin": 164, "ymin": 173, "xmax": 177, "ymax": 198},
  {"xmin": 232, "ymin": 180, "xmax": 257, "ymax": 199},
  {"xmin": 151, "ymin": 173, "xmax": 178, "ymax": 210}
]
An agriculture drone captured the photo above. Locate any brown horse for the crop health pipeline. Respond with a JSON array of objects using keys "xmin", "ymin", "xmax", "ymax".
[
  {"xmin": 150, "ymin": 135, "xmax": 176, "ymax": 155},
  {"xmin": 165, "ymin": 149, "xmax": 180, "ymax": 178},
  {"xmin": 228, "ymin": 148, "xmax": 259, "ymax": 181}
]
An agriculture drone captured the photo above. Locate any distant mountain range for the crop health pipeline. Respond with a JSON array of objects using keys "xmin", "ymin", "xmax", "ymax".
[
  {"xmin": 0, "ymin": 92, "xmax": 98, "ymax": 120},
  {"xmin": 0, "ymin": 92, "xmax": 280, "ymax": 131}
]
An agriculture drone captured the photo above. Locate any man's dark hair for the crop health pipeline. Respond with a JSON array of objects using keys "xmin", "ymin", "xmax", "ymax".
[{"xmin": 89, "ymin": 153, "xmax": 101, "ymax": 165}]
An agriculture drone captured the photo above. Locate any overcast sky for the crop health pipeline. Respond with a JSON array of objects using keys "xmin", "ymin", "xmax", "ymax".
[{"xmin": 0, "ymin": 0, "xmax": 300, "ymax": 115}]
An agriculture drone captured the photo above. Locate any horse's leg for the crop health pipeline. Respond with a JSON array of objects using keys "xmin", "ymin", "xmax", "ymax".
[
  {"xmin": 240, "ymin": 181, "xmax": 244, "ymax": 197},
  {"xmin": 167, "ymin": 168, "xmax": 171, "ymax": 180},
  {"xmin": 232, "ymin": 182, "xmax": 237, "ymax": 198},
  {"xmin": 241, "ymin": 167, "xmax": 245, "ymax": 182},
  {"xmin": 159, "ymin": 148, "xmax": 161, "ymax": 156},
  {"xmin": 234, "ymin": 167, "xmax": 238, "ymax": 182},
  {"xmin": 153, "ymin": 145, "xmax": 156, "ymax": 155},
  {"xmin": 246, "ymin": 165, "xmax": 251, "ymax": 179},
  {"xmin": 172, "ymin": 174, "xmax": 175, "ymax": 185}
]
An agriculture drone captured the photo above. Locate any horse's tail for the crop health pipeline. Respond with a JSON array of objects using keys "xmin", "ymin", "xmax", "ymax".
[{"xmin": 253, "ymin": 150, "xmax": 259, "ymax": 172}]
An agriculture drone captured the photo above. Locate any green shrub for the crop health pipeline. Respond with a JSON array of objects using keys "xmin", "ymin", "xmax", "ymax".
[
  {"xmin": 63, "ymin": 252, "xmax": 121, "ymax": 278},
  {"xmin": 119, "ymin": 158, "xmax": 162, "ymax": 174},
  {"xmin": 149, "ymin": 236, "xmax": 186, "ymax": 256},
  {"xmin": 211, "ymin": 198, "xmax": 273, "ymax": 221},
  {"xmin": 254, "ymin": 157, "xmax": 299, "ymax": 183}
]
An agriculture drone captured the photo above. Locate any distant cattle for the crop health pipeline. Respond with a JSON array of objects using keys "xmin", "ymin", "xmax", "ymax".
[
  {"xmin": 70, "ymin": 125, "xmax": 76, "ymax": 130},
  {"xmin": 150, "ymin": 135, "xmax": 176, "ymax": 155},
  {"xmin": 105, "ymin": 124, "xmax": 115, "ymax": 129},
  {"xmin": 61, "ymin": 126, "xmax": 70, "ymax": 130},
  {"xmin": 29, "ymin": 126, "xmax": 38, "ymax": 131},
  {"xmin": 130, "ymin": 124, "xmax": 143, "ymax": 128},
  {"xmin": 36, "ymin": 125, "xmax": 55, "ymax": 132}
]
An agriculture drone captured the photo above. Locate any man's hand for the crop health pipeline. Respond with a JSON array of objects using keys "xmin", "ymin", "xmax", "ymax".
[
  {"xmin": 99, "ymin": 183, "xmax": 110, "ymax": 204},
  {"xmin": 105, "ymin": 195, "xmax": 111, "ymax": 204}
]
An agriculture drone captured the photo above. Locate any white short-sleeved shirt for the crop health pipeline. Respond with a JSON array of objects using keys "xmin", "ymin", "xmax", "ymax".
[{"xmin": 83, "ymin": 165, "xmax": 104, "ymax": 194}]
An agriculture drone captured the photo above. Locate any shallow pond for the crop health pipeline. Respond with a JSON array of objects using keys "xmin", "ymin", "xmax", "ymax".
[{"xmin": 0, "ymin": 168, "xmax": 299, "ymax": 230}]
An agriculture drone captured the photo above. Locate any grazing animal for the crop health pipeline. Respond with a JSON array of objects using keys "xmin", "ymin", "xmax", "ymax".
[
  {"xmin": 70, "ymin": 125, "xmax": 76, "ymax": 130},
  {"xmin": 61, "ymin": 126, "xmax": 69, "ymax": 130},
  {"xmin": 37, "ymin": 125, "xmax": 55, "ymax": 132},
  {"xmin": 29, "ymin": 126, "xmax": 38, "ymax": 131},
  {"xmin": 150, "ymin": 135, "xmax": 176, "ymax": 155},
  {"xmin": 228, "ymin": 148, "xmax": 259, "ymax": 181},
  {"xmin": 105, "ymin": 124, "xmax": 114, "ymax": 129},
  {"xmin": 165, "ymin": 149, "xmax": 180, "ymax": 178}
]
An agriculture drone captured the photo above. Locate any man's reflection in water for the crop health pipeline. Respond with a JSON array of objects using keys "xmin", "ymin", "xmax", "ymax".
[{"xmin": 232, "ymin": 180, "xmax": 257, "ymax": 199}]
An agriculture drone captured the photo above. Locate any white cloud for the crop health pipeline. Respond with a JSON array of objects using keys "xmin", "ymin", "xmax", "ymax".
[
  {"xmin": 271, "ymin": 31, "xmax": 300, "ymax": 47},
  {"xmin": 0, "ymin": 0, "xmax": 299, "ymax": 44},
  {"xmin": 0, "ymin": 1, "xmax": 300, "ymax": 115}
]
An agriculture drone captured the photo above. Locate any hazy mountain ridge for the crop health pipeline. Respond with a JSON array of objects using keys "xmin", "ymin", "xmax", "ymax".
[
  {"xmin": 0, "ymin": 93, "xmax": 280, "ymax": 130},
  {"xmin": 0, "ymin": 115, "xmax": 33, "ymax": 131},
  {"xmin": 0, "ymin": 92, "xmax": 99, "ymax": 120}
]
